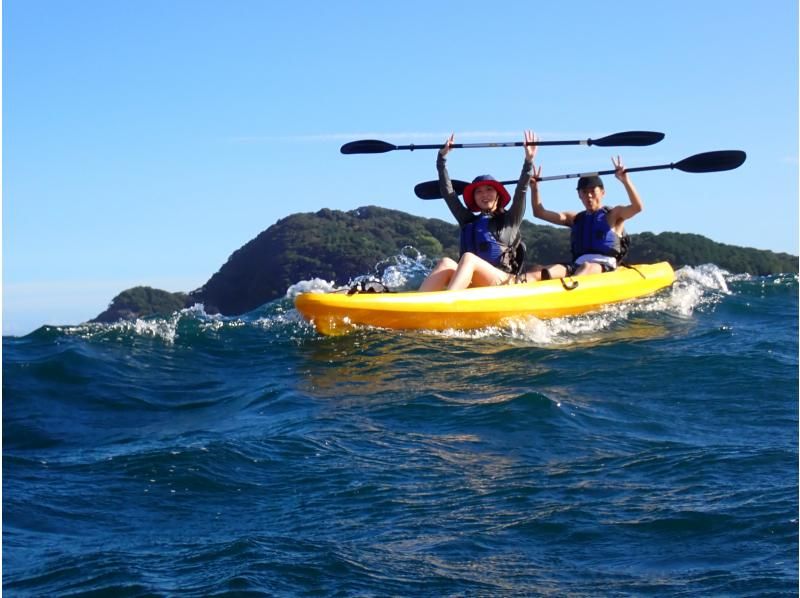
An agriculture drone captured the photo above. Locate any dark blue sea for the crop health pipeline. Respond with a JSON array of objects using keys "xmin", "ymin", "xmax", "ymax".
[{"xmin": 4, "ymin": 261, "xmax": 798, "ymax": 596}]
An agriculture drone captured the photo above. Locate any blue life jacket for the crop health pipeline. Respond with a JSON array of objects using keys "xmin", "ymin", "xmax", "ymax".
[
  {"xmin": 570, "ymin": 207, "xmax": 625, "ymax": 260},
  {"xmin": 460, "ymin": 214, "xmax": 523, "ymax": 274}
]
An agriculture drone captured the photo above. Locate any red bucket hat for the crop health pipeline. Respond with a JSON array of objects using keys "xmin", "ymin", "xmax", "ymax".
[{"xmin": 462, "ymin": 175, "xmax": 511, "ymax": 212}]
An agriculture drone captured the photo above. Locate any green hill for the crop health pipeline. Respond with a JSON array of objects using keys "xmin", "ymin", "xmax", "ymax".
[{"xmin": 92, "ymin": 286, "xmax": 189, "ymax": 323}]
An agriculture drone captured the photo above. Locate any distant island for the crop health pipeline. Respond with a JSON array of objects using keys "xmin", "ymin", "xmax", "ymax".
[{"xmin": 92, "ymin": 206, "xmax": 798, "ymax": 323}]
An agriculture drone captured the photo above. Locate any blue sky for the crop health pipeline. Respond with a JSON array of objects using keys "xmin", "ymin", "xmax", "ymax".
[{"xmin": 4, "ymin": 0, "xmax": 798, "ymax": 335}]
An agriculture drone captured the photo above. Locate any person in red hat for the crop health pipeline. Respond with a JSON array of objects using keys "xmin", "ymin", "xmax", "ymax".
[
  {"xmin": 527, "ymin": 155, "xmax": 642, "ymax": 281},
  {"xmin": 418, "ymin": 130, "xmax": 536, "ymax": 291}
]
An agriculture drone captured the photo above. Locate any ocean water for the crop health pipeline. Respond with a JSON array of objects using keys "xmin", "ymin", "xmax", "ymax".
[{"xmin": 3, "ymin": 262, "xmax": 798, "ymax": 596}]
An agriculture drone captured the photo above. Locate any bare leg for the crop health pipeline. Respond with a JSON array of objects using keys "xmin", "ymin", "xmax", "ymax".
[
  {"xmin": 447, "ymin": 252, "xmax": 509, "ymax": 290},
  {"xmin": 540, "ymin": 264, "xmax": 569, "ymax": 280},
  {"xmin": 419, "ymin": 257, "xmax": 458, "ymax": 291},
  {"xmin": 526, "ymin": 265, "xmax": 544, "ymax": 281},
  {"xmin": 572, "ymin": 263, "xmax": 603, "ymax": 276}
]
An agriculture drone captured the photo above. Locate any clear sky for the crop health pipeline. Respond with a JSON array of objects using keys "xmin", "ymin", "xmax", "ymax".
[{"xmin": 4, "ymin": 0, "xmax": 798, "ymax": 335}]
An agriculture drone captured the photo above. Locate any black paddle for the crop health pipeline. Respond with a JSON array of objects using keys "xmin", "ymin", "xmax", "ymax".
[
  {"xmin": 413, "ymin": 150, "xmax": 747, "ymax": 199},
  {"xmin": 340, "ymin": 131, "xmax": 665, "ymax": 154}
]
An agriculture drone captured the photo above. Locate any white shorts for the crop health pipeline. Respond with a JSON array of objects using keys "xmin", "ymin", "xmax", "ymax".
[{"xmin": 574, "ymin": 254, "xmax": 618, "ymax": 270}]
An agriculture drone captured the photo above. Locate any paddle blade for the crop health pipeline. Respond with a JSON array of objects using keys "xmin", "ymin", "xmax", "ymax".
[
  {"xmin": 414, "ymin": 180, "xmax": 470, "ymax": 200},
  {"xmin": 590, "ymin": 131, "xmax": 665, "ymax": 147},
  {"xmin": 414, "ymin": 180, "xmax": 443, "ymax": 200},
  {"xmin": 340, "ymin": 139, "xmax": 397, "ymax": 154},
  {"xmin": 674, "ymin": 150, "xmax": 747, "ymax": 173}
]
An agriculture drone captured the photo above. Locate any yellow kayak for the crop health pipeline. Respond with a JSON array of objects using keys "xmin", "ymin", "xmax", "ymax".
[{"xmin": 295, "ymin": 262, "xmax": 675, "ymax": 336}]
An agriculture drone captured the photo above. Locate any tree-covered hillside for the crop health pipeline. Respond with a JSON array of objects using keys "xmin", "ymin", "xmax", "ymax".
[{"xmin": 93, "ymin": 286, "xmax": 188, "ymax": 323}]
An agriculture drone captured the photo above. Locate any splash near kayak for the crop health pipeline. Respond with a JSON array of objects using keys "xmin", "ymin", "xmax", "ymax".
[{"xmin": 295, "ymin": 262, "xmax": 675, "ymax": 335}]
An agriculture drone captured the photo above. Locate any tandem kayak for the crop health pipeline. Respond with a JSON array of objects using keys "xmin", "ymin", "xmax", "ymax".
[{"xmin": 295, "ymin": 261, "xmax": 675, "ymax": 336}]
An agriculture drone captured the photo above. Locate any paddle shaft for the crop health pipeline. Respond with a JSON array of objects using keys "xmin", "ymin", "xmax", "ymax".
[
  {"xmin": 384, "ymin": 139, "xmax": 628, "ymax": 151},
  {"xmin": 413, "ymin": 150, "xmax": 746, "ymax": 199},
  {"xmin": 537, "ymin": 162, "xmax": 679, "ymax": 183},
  {"xmin": 418, "ymin": 166, "xmax": 681, "ymax": 197}
]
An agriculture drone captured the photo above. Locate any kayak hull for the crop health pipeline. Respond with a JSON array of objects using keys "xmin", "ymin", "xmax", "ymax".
[{"xmin": 295, "ymin": 262, "xmax": 675, "ymax": 335}]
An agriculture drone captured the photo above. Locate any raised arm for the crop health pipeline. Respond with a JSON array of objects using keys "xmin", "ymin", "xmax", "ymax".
[
  {"xmin": 436, "ymin": 133, "xmax": 472, "ymax": 225},
  {"xmin": 607, "ymin": 155, "xmax": 643, "ymax": 229},
  {"xmin": 436, "ymin": 133, "xmax": 455, "ymax": 198},
  {"xmin": 507, "ymin": 130, "xmax": 537, "ymax": 225},
  {"xmin": 530, "ymin": 166, "xmax": 575, "ymax": 227}
]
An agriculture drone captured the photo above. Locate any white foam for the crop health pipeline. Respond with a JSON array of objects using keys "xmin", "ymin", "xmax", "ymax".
[
  {"xmin": 675, "ymin": 263, "xmax": 731, "ymax": 293},
  {"xmin": 285, "ymin": 278, "xmax": 338, "ymax": 298},
  {"xmin": 655, "ymin": 264, "xmax": 731, "ymax": 316},
  {"xmin": 65, "ymin": 314, "xmax": 181, "ymax": 344},
  {"xmin": 375, "ymin": 246, "xmax": 433, "ymax": 290},
  {"xmin": 421, "ymin": 265, "xmax": 738, "ymax": 344}
]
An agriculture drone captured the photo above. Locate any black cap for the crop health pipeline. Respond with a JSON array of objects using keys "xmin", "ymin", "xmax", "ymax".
[{"xmin": 577, "ymin": 175, "xmax": 604, "ymax": 190}]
